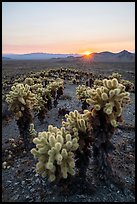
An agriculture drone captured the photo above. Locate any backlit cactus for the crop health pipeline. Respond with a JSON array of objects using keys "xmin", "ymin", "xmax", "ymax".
[
  {"xmin": 86, "ymin": 78, "xmax": 130, "ymax": 127},
  {"xmin": 24, "ymin": 77, "xmax": 34, "ymax": 86},
  {"xmin": 76, "ymin": 85, "xmax": 91, "ymax": 102},
  {"xmin": 46, "ymin": 79, "xmax": 64, "ymax": 97},
  {"xmin": 5, "ymin": 83, "xmax": 39, "ymax": 149},
  {"xmin": 108, "ymin": 72, "xmax": 134, "ymax": 92},
  {"xmin": 108, "ymin": 72, "xmax": 122, "ymax": 81},
  {"xmin": 120, "ymin": 79, "xmax": 135, "ymax": 92},
  {"xmin": 76, "ymin": 85, "xmax": 91, "ymax": 110},
  {"xmin": 93, "ymin": 79, "xmax": 103, "ymax": 88},
  {"xmin": 62, "ymin": 110, "xmax": 88, "ymax": 134},
  {"xmin": 5, "ymin": 83, "xmax": 38, "ymax": 120},
  {"xmin": 31, "ymin": 125, "xmax": 79, "ymax": 182}
]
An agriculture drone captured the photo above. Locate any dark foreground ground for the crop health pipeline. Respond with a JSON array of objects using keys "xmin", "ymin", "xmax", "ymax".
[{"xmin": 2, "ymin": 60, "xmax": 135, "ymax": 202}]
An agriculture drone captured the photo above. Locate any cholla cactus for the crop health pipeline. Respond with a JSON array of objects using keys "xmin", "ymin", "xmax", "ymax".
[
  {"xmin": 31, "ymin": 125, "xmax": 79, "ymax": 182},
  {"xmin": 108, "ymin": 72, "xmax": 134, "ymax": 92},
  {"xmin": 83, "ymin": 78, "xmax": 131, "ymax": 179},
  {"xmin": 86, "ymin": 78, "xmax": 130, "ymax": 127},
  {"xmin": 62, "ymin": 110, "xmax": 92, "ymax": 177},
  {"xmin": 120, "ymin": 79, "xmax": 135, "ymax": 92},
  {"xmin": 5, "ymin": 83, "xmax": 38, "ymax": 149},
  {"xmin": 6, "ymin": 83, "xmax": 38, "ymax": 120},
  {"xmin": 93, "ymin": 79, "xmax": 103, "ymax": 88},
  {"xmin": 76, "ymin": 85, "xmax": 91, "ymax": 102},
  {"xmin": 62, "ymin": 110, "xmax": 88, "ymax": 134},
  {"xmin": 24, "ymin": 77, "xmax": 34, "ymax": 86},
  {"xmin": 30, "ymin": 83, "xmax": 43, "ymax": 93},
  {"xmin": 76, "ymin": 85, "xmax": 91, "ymax": 110},
  {"xmin": 46, "ymin": 79, "xmax": 64, "ymax": 97},
  {"xmin": 108, "ymin": 72, "xmax": 122, "ymax": 81},
  {"xmin": 46, "ymin": 79, "xmax": 64, "ymax": 107}
]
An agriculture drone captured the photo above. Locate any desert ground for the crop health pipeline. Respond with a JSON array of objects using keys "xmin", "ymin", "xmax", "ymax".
[{"xmin": 2, "ymin": 59, "xmax": 135, "ymax": 202}]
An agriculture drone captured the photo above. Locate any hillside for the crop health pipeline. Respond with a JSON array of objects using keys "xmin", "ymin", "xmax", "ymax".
[
  {"xmin": 2, "ymin": 53, "xmax": 81, "ymax": 60},
  {"xmin": 81, "ymin": 50, "xmax": 135, "ymax": 62},
  {"xmin": 2, "ymin": 50, "xmax": 135, "ymax": 62}
]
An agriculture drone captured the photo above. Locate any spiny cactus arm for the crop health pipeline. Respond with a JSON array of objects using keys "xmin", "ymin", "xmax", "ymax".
[{"xmin": 63, "ymin": 110, "xmax": 88, "ymax": 134}]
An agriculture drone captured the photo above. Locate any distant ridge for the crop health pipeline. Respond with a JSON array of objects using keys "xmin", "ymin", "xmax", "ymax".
[
  {"xmin": 2, "ymin": 50, "xmax": 135, "ymax": 62},
  {"xmin": 81, "ymin": 50, "xmax": 135, "ymax": 62},
  {"xmin": 2, "ymin": 57, "xmax": 12, "ymax": 60},
  {"xmin": 2, "ymin": 53, "xmax": 81, "ymax": 60}
]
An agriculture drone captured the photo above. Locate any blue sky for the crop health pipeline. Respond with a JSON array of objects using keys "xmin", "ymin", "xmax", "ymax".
[{"xmin": 2, "ymin": 2, "xmax": 135, "ymax": 54}]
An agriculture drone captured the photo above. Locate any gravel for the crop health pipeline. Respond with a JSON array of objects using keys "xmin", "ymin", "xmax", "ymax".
[{"xmin": 2, "ymin": 75, "xmax": 135, "ymax": 202}]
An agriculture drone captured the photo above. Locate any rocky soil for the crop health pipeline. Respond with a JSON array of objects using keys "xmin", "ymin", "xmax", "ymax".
[{"xmin": 2, "ymin": 79, "xmax": 135, "ymax": 202}]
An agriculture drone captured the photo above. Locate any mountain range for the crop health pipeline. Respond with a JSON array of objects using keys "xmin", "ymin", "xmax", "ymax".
[
  {"xmin": 85, "ymin": 50, "xmax": 135, "ymax": 62},
  {"xmin": 2, "ymin": 50, "xmax": 135, "ymax": 62},
  {"xmin": 2, "ymin": 53, "xmax": 81, "ymax": 60}
]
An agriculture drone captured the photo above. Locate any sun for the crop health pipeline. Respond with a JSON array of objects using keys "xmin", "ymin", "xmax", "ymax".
[{"xmin": 82, "ymin": 51, "xmax": 91, "ymax": 56}]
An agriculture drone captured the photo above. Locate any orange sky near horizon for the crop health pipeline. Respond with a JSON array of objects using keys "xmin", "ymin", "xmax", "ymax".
[{"xmin": 3, "ymin": 40, "xmax": 135, "ymax": 54}]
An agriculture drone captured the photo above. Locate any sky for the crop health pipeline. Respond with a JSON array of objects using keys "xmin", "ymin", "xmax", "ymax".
[{"xmin": 2, "ymin": 2, "xmax": 135, "ymax": 54}]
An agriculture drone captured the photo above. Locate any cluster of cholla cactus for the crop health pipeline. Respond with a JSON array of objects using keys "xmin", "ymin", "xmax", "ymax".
[
  {"xmin": 31, "ymin": 125, "xmax": 79, "ymax": 182},
  {"xmin": 5, "ymin": 76, "xmax": 64, "ymax": 148},
  {"xmin": 31, "ymin": 77, "xmax": 130, "ymax": 182},
  {"xmin": 31, "ymin": 110, "xmax": 92, "ymax": 182},
  {"xmin": 24, "ymin": 77, "xmax": 64, "ymax": 123},
  {"xmin": 5, "ymin": 83, "xmax": 38, "ymax": 148},
  {"xmin": 5, "ymin": 68, "xmax": 132, "ymax": 186},
  {"xmin": 46, "ymin": 78, "xmax": 64, "ymax": 103}
]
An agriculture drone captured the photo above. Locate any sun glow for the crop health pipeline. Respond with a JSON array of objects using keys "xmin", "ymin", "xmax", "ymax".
[{"xmin": 82, "ymin": 51, "xmax": 91, "ymax": 56}]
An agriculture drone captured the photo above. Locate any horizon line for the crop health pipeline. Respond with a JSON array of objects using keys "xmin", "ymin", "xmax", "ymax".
[{"xmin": 2, "ymin": 49, "xmax": 135, "ymax": 55}]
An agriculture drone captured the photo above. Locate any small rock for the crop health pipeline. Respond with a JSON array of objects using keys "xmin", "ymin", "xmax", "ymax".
[
  {"xmin": 117, "ymin": 190, "xmax": 120, "ymax": 193},
  {"xmin": 21, "ymin": 181, "xmax": 25, "ymax": 185},
  {"xmin": 30, "ymin": 188, "xmax": 35, "ymax": 193},
  {"xmin": 8, "ymin": 150, "xmax": 13, "ymax": 154},
  {"xmin": 15, "ymin": 194, "xmax": 20, "ymax": 200},
  {"xmin": 26, "ymin": 179, "xmax": 31, "ymax": 184},
  {"xmin": 8, "ymin": 154, "xmax": 12, "ymax": 159},
  {"xmin": 110, "ymin": 184, "xmax": 114, "ymax": 189},
  {"xmin": 26, "ymin": 195, "xmax": 30, "ymax": 199},
  {"xmin": 35, "ymin": 196, "xmax": 41, "ymax": 202},
  {"xmin": 36, "ymin": 178, "xmax": 40, "ymax": 184},
  {"xmin": 2, "ymin": 161, "xmax": 7, "ymax": 169},
  {"xmin": 14, "ymin": 182, "xmax": 19, "ymax": 186}
]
